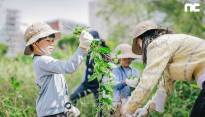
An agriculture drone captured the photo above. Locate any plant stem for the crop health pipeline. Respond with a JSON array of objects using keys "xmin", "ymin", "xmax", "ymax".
[
  {"xmin": 98, "ymin": 81, "xmax": 101, "ymax": 117},
  {"xmin": 62, "ymin": 23, "xmax": 75, "ymax": 31},
  {"xmin": 0, "ymin": 97, "xmax": 9, "ymax": 117}
]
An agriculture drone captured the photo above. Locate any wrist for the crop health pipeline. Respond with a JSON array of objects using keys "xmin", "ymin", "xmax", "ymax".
[
  {"xmin": 79, "ymin": 46, "xmax": 87, "ymax": 51},
  {"xmin": 125, "ymin": 79, "xmax": 127, "ymax": 85}
]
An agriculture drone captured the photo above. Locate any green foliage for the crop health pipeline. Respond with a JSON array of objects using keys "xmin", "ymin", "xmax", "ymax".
[
  {"xmin": 98, "ymin": 0, "xmax": 205, "ymax": 50},
  {"xmin": 88, "ymin": 39, "xmax": 121, "ymax": 115},
  {"xmin": 147, "ymin": 0, "xmax": 205, "ymax": 38},
  {"xmin": 58, "ymin": 34, "xmax": 79, "ymax": 50},
  {"xmin": 62, "ymin": 23, "xmax": 90, "ymax": 36},
  {"xmin": 97, "ymin": 0, "xmax": 149, "ymax": 45},
  {"xmin": 64, "ymin": 24, "xmax": 123, "ymax": 116},
  {"xmin": 0, "ymin": 45, "xmax": 200, "ymax": 117},
  {"xmin": 0, "ymin": 43, "xmax": 8, "ymax": 58}
]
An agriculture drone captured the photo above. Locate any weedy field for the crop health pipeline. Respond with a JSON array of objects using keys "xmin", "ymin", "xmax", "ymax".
[{"xmin": 0, "ymin": 46, "xmax": 200, "ymax": 117}]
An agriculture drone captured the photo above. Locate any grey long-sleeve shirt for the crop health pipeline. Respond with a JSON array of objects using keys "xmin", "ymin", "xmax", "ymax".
[{"xmin": 33, "ymin": 47, "xmax": 87, "ymax": 117}]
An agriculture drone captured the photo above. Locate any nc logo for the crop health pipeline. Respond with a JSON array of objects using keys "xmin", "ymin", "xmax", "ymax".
[{"xmin": 184, "ymin": 3, "xmax": 200, "ymax": 12}]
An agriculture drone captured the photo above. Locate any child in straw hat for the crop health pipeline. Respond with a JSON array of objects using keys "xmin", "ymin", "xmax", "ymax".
[
  {"xmin": 24, "ymin": 22, "xmax": 93, "ymax": 117},
  {"xmin": 103, "ymin": 44, "xmax": 141, "ymax": 116}
]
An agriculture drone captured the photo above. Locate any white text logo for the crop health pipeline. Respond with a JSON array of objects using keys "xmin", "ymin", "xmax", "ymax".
[{"xmin": 184, "ymin": 3, "xmax": 200, "ymax": 12}]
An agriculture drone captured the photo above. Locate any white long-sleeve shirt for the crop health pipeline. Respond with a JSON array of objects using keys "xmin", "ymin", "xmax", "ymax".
[{"xmin": 33, "ymin": 47, "xmax": 87, "ymax": 117}]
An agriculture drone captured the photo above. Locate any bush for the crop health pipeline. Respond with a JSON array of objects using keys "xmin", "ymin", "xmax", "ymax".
[
  {"xmin": 58, "ymin": 35, "xmax": 79, "ymax": 50},
  {"xmin": 0, "ymin": 43, "xmax": 8, "ymax": 58}
]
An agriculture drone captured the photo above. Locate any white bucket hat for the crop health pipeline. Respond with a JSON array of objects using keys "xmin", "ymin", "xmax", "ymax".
[
  {"xmin": 24, "ymin": 22, "xmax": 61, "ymax": 55},
  {"xmin": 115, "ymin": 44, "xmax": 141, "ymax": 59}
]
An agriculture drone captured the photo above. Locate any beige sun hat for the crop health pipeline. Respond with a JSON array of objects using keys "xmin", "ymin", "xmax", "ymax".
[
  {"xmin": 24, "ymin": 22, "xmax": 61, "ymax": 55},
  {"xmin": 115, "ymin": 44, "xmax": 141, "ymax": 59},
  {"xmin": 132, "ymin": 20, "xmax": 165, "ymax": 55}
]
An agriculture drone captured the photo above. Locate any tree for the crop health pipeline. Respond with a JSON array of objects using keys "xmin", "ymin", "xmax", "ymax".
[
  {"xmin": 97, "ymin": 0, "xmax": 205, "ymax": 45},
  {"xmin": 147, "ymin": 0, "xmax": 205, "ymax": 38},
  {"xmin": 97, "ymin": 0, "xmax": 150, "ymax": 46},
  {"xmin": 58, "ymin": 34, "xmax": 79, "ymax": 50},
  {"xmin": 0, "ymin": 43, "xmax": 8, "ymax": 57}
]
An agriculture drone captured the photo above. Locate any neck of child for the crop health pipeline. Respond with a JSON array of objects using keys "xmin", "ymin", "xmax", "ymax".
[
  {"xmin": 33, "ymin": 50, "xmax": 45, "ymax": 56},
  {"xmin": 121, "ymin": 65, "xmax": 130, "ymax": 68}
]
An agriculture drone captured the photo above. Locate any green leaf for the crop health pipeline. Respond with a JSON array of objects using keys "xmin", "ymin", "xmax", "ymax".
[
  {"xmin": 103, "ymin": 84, "xmax": 114, "ymax": 92},
  {"xmin": 152, "ymin": 87, "xmax": 157, "ymax": 94},
  {"xmin": 117, "ymin": 50, "xmax": 121, "ymax": 55},
  {"xmin": 101, "ymin": 98, "xmax": 115, "ymax": 103},
  {"xmin": 100, "ymin": 62, "xmax": 104, "ymax": 67},
  {"xmin": 128, "ymin": 75, "xmax": 132, "ymax": 79},
  {"xmin": 138, "ymin": 77, "xmax": 141, "ymax": 82},
  {"xmin": 88, "ymin": 73, "xmax": 98, "ymax": 82},
  {"xmin": 109, "ymin": 80, "xmax": 120, "ymax": 86},
  {"xmin": 105, "ymin": 94, "xmax": 113, "ymax": 100},
  {"xmin": 95, "ymin": 41, "xmax": 100, "ymax": 45},
  {"xmin": 102, "ymin": 85, "xmax": 106, "ymax": 91},
  {"xmin": 103, "ymin": 62, "xmax": 111, "ymax": 67},
  {"xmin": 114, "ymin": 58, "xmax": 118, "ymax": 64},
  {"xmin": 108, "ymin": 62, "xmax": 117, "ymax": 69},
  {"xmin": 0, "ymin": 78, "xmax": 4, "ymax": 82},
  {"xmin": 97, "ymin": 74, "xmax": 102, "ymax": 82},
  {"xmin": 15, "ymin": 58, "xmax": 19, "ymax": 62},
  {"xmin": 190, "ymin": 84, "xmax": 199, "ymax": 89},
  {"xmin": 99, "ymin": 47, "xmax": 112, "ymax": 53}
]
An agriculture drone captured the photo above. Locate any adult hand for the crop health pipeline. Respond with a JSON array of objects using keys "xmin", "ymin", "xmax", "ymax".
[
  {"xmin": 125, "ymin": 78, "xmax": 139, "ymax": 88},
  {"xmin": 79, "ymin": 30, "xmax": 93, "ymax": 49},
  {"xmin": 132, "ymin": 108, "xmax": 148, "ymax": 117}
]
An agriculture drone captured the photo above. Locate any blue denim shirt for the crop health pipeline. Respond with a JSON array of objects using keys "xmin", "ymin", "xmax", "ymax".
[{"xmin": 103, "ymin": 66, "xmax": 140, "ymax": 107}]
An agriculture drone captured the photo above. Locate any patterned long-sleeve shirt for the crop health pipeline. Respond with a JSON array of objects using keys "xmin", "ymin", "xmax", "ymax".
[{"xmin": 124, "ymin": 34, "xmax": 205, "ymax": 114}]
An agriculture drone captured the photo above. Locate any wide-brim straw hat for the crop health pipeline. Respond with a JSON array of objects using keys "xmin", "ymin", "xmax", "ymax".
[
  {"xmin": 132, "ymin": 20, "xmax": 165, "ymax": 55},
  {"xmin": 24, "ymin": 22, "xmax": 61, "ymax": 55},
  {"xmin": 115, "ymin": 44, "xmax": 141, "ymax": 59}
]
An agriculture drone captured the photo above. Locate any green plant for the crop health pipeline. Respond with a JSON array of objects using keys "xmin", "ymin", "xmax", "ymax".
[
  {"xmin": 63, "ymin": 24, "xmax": 122, "ymax": 116},
  {"xmin": 58, "ymin": 34, "xmax": 79, "ymax": 50},
  {"xmin": 0, "ymin": 43, "xmax": 8, "ymax": 59}
]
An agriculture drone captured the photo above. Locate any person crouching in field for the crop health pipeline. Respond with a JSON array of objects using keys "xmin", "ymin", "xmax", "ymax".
[
  {"xmin": 123, "ymin": 20, "xmax": 205, "ymax": 117},
  {"xmin": 23, "ymin": 22, "xmax": 93, "ymax": 117},
  {"xmin": 103, "ymin": 44, "xmax": 141, "ymax": 116}
]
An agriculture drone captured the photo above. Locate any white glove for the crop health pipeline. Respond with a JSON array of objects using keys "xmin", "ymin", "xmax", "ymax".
[
  {"xmin": 68, "ymin": 106, "xmax": 80, "ymax": 117},
  {"xmin": 79, "ymin": 30, "xmax": 93, "ymax": 49},
  {"xmin": 65, "ymin": 102, "xmax": 80, "ymax": 117},
  {"xmin": 132, "ymin": 108, "xmax": 148, "ymax": 117},
  {"xmin": 126, "ymin": 78, "xmax": 139, "ymax": 88}
]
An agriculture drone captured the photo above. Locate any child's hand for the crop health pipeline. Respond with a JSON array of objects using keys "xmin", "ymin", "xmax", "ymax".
[
  {"xmin": 125, "ymin": 78, "xmax": 139, "ymax": 88},
  {"xmin": 67, "ymin": 105, "xmax": 80, "ymax": 117},
  {"xmin": 79, "ymin": 31, "xmax": 93, "ymax": 49}
]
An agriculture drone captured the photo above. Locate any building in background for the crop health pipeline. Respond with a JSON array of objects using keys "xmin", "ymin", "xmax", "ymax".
[
  {"xmin": 0, "ymin": 0, "xmax": 24, "ymax": 58},
  {"xmin": 5, "ymin": 9, "xmax": 23, "ymax": 58},
  {"xmin": 89, "ymin": 0, "xmax": 108, "ymax": 40},
  {"xmin": 47, "ymin": 19, "xmax": 86, "ymax": 36},
  {"xmin": 0, "ymin": 0, "xmax": 6, "ymax": 44}
]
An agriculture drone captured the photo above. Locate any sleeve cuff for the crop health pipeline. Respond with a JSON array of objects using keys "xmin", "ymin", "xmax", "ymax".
[
  {"xmin": 121, "ymin": 80, "xmax": 126, "ymax": 87},
  {"xmin": 77, "ymin": 47, "xmax": 88, "ymax": 56}
]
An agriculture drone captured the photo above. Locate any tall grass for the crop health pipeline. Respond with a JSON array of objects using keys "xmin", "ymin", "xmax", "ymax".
[{"xmin": 0, "ymin": 47, "xmax": 200, "ymax": 117}]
